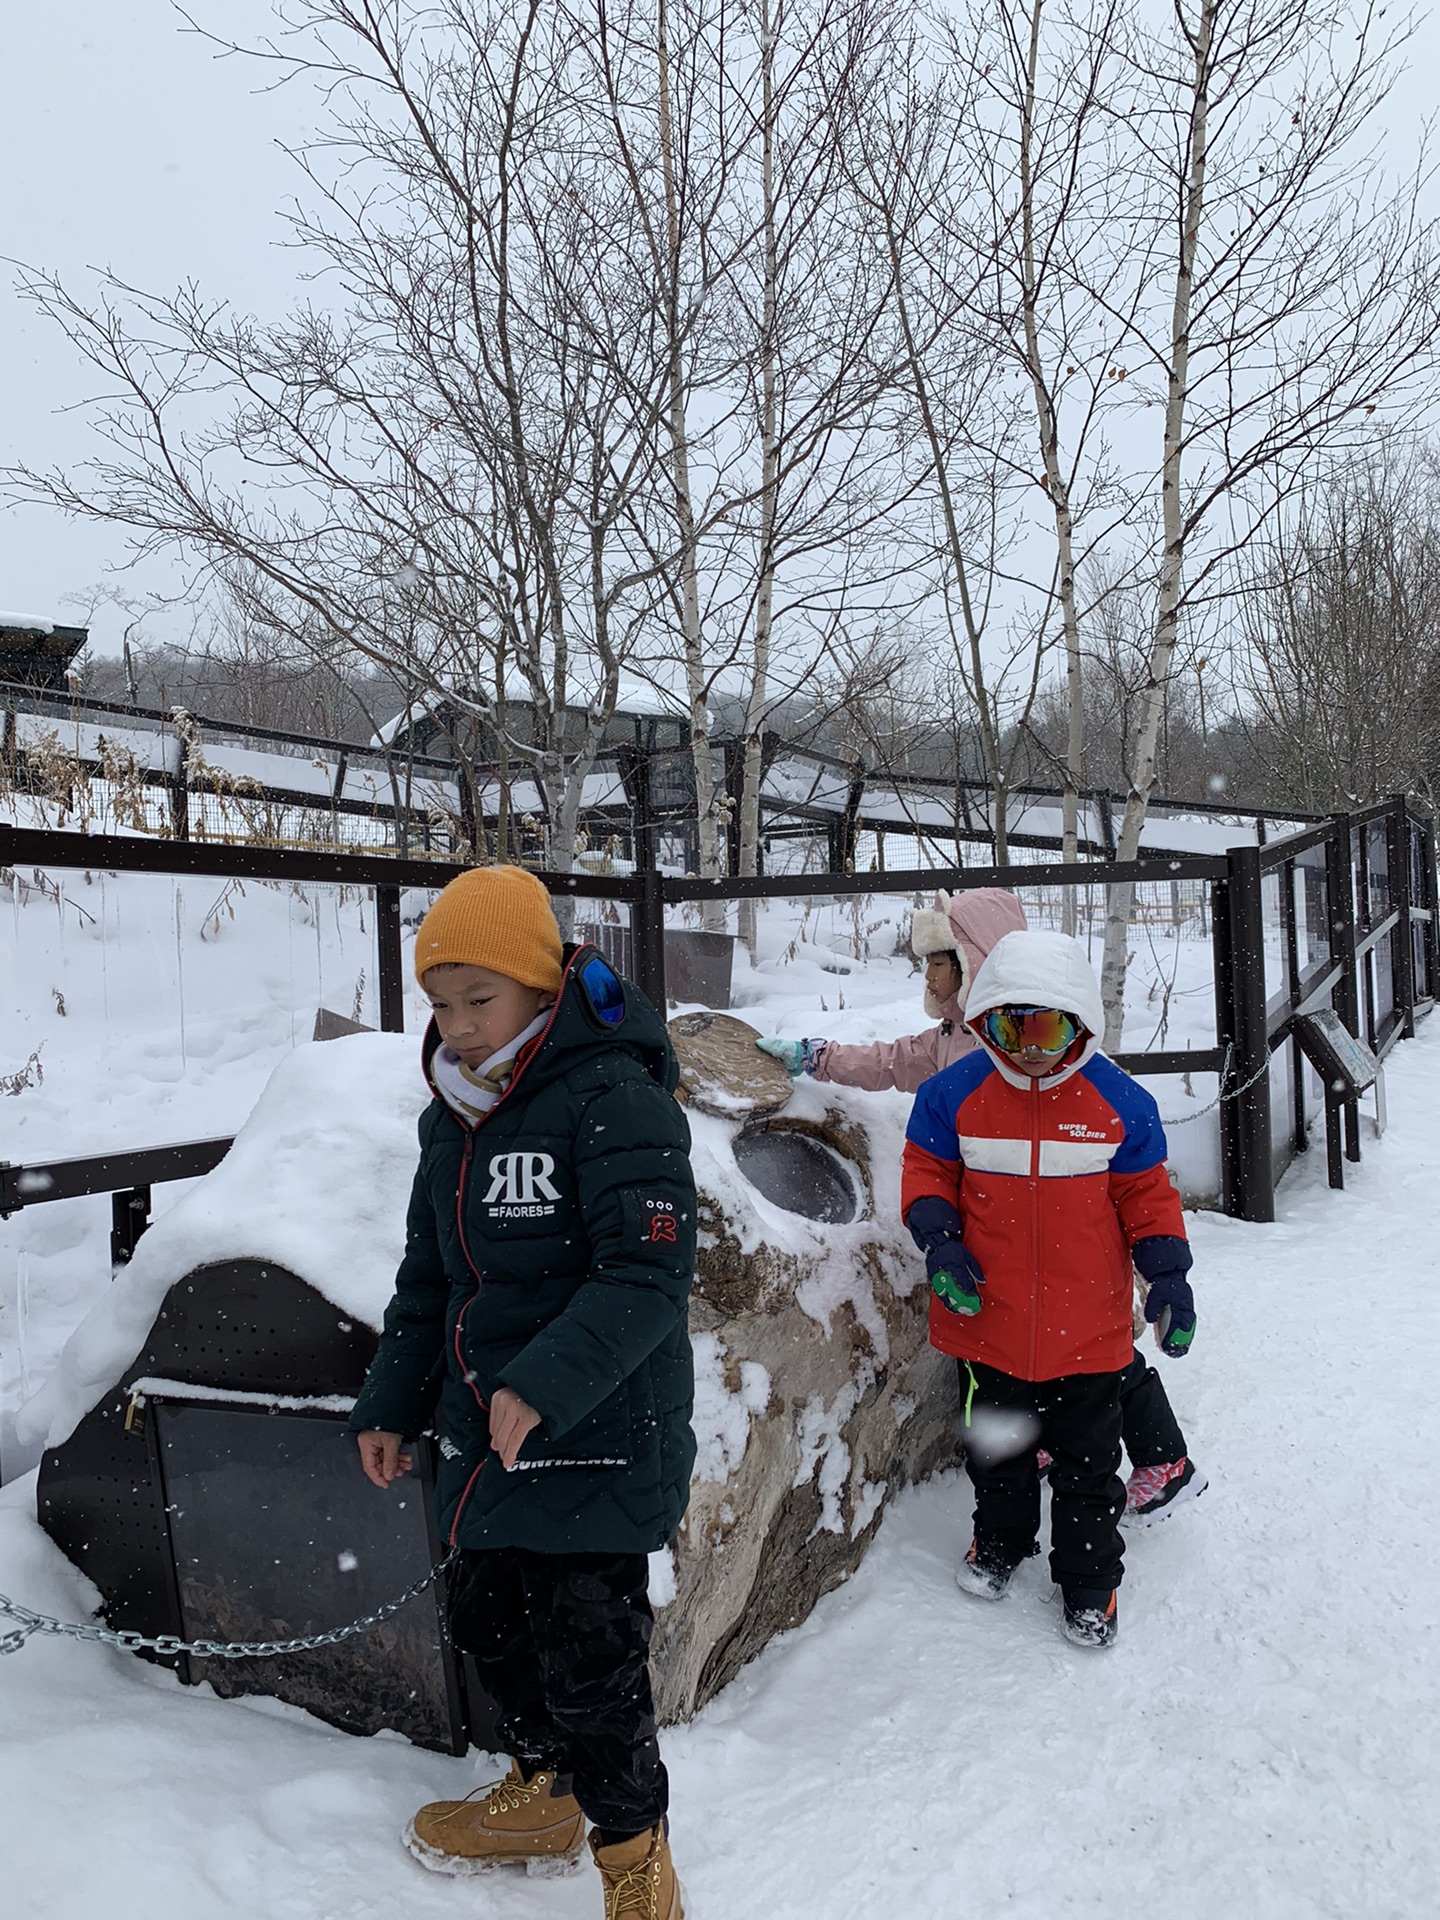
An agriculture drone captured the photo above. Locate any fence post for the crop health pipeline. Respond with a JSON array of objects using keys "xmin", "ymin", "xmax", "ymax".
[
  {"xmin": 839, "ymin": 759, "xmax": 866, "ymax": 873},
  {"xmin": 1279, "ymin": 856, "xmax": 1306, "ymax": 1155},
  {"xmin": 1325, "ymin": 813, "xmax": 1360, "ymax": 1033},
  {"xmin": 1211, "ymin": 869, "xmax": 1241, "ymax": 1215},
  {"xmin": 631, "ymin": 867, "xmax": 668, "ymax": 1010},
  {"xmin": 1422, "ymin": 811, "xmax": 1440, "ymax": 1004},
  {"xmin": 1389, "ymin": 798, "xmax": 1417, "ymax": 1039},
  {"xmin": 722, "ymin": 738, "xmax": 746, "ymax": 877},
  {"xmin": 1095, "ymin": 790, "xmax": 1117, "ymax": 861},
  {"xmin": 110, "ymin": 1186, "xmax": 152, "ymax": 1267},
  {"xmin": 1321, "ymin": 812, "xmax": 1363, "ymax": 1155},
  {"xmin": 375, "ymin": 884, "xmax": 405, "ymax": 1032},
  {"xmin": 1223, "ymin": 843, "xmax": 1274, "ymax": 1223},
  {"xmin": 169, "ymin": 726, "xmax": 190, "ymax": 842}
]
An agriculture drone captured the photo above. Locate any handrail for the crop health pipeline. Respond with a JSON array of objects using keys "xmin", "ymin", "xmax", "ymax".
[
  {"xmin": 1256, "ymin": 818, "xmax": 1337, "ymax": 868},
  {"xmin": 1354, "ymin": 907, "xmax": 1402, "ymax": 960},
  {"xmin": 0, "ymin": 677, "xmax": 455, "ymax": 776},
  {"xmin": 0, "ymin": 823, "xmax": 1230, "ymax": 898},
  {"xmin": 0, "ymin": 1138, "xmax": 234, "ymax": 1218},
  {"xmin": 2, "ymin": 794, "xmax": 1433, "ymax": 1229},
  {"xmin": 0, "ymin": 824, "xmax": 644, "ymax": 898},
  {"xmin": 662, "ymin": 852, "xmax": 1227, "ymax": 903}
]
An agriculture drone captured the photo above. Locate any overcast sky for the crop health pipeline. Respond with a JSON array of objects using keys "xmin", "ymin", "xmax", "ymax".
[
  {"xmin": 5, "ymin": 1, "xmax": 1439, "ymax": 660},
  {"xmin": 4, "ymin": 1, "xmax": 310, "ymax": 652}
]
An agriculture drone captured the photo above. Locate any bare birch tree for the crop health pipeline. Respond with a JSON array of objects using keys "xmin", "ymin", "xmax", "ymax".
[
  {"xmin": 570, "ymin": 0, "xmax": 909, "ymax": 941},
  {"xmin": 845, "ymin": 19, "xmax": 1056, "ymax": 862},
  {"xmin": 9, "ymin": 0, "xmax": 693, "ymax": 873},
  {"xmin": 1237, "ymin": 443, "xmax": 1440, "ymax": 807},
  {"xmin": 1094, "ymin": 0, "xmax": 1440, "ymax": 1041},
  {"xmin": 938, "ymin": 0, "xmax": 1154, "ymax": 911}
]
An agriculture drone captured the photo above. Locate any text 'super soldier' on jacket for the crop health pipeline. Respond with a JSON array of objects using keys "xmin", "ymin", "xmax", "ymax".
[
  {"xmin": 348, "ymin": 947, "xmax": 697, "ymax": 1555},
  {"xmin": 901, "ymin": 930, "xmax": 1189, "ymax": 1381}
]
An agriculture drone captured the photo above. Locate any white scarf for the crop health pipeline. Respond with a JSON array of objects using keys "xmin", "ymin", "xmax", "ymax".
[{"xmin": 430, "ymin": 1009, "xmax": 552, "ymax": 1124}]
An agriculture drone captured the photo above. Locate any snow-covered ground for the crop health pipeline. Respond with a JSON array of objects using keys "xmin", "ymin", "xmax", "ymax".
[{"xmin": 0, "ymin": 854, "xmax": 1436, "ymax": 1916}]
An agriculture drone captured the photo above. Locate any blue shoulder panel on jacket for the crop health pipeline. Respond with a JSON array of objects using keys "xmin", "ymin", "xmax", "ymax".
[
  {"xmin": 905, "ymin": 1049, "xmax": 994, "ymax": 1159},
  {"xmin": 1081, "ymin": 1055, "xmax": 1169, "ymax": 1174}
]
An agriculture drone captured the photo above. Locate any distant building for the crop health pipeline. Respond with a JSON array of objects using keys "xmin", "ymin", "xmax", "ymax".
[
  {"xmin": 375, "ymin": 672, "xmax": 692, "ymax": 763},
  {"xmin": 0, "ymin": 611, "xmax": 88, "ymax": 690}
]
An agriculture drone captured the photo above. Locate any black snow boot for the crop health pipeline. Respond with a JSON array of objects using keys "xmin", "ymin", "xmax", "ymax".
[
  {"xmin": 956, "ymin": 1536, "xmax": 1036, "ymax": 1602},
  {"xmin": 1060, "ymin": 1586, "xmax": 1119, "ymax": 1649}
]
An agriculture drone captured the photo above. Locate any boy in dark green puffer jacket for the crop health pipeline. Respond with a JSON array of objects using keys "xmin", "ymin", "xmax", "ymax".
[{"xmin": 349, "ymin": 865, "xmax": 693, "ymax": 1918}]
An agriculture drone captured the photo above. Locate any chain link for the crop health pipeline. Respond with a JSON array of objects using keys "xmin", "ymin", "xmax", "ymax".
[
  {"xmin": 0, "ymin": 1546, "xmax": 460, "ymax": 1661},
  {"xmin": 1158, "ymin": 1043, "xmax": 1278, "ymax": 1126}
]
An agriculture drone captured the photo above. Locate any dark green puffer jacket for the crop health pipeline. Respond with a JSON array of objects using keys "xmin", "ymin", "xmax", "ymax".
[{"xmin": 348, "ymin": 946, "xmax": 696, "ymax": 1555}]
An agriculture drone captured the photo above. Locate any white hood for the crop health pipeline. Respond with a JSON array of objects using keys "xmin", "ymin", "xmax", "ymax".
[{"xmin": 963, "ymin": 930, "xmax": 1105, "ymax": 1089}]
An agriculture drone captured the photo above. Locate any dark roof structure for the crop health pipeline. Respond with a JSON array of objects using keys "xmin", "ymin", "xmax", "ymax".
[{"xmin": 0, "ymin": 612, "xmax": 89, "ymax": 689}]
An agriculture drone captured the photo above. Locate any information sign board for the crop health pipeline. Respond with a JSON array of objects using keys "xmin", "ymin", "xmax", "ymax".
[{"xmin": 1294, "ymin": 1009, "xmax": 1379, "ymax": 1097}]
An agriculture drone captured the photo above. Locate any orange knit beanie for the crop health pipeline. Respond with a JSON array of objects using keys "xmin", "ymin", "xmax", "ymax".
[{"xmin": 413, "ymin": 866, "xmax": 564, "ymax": 993}]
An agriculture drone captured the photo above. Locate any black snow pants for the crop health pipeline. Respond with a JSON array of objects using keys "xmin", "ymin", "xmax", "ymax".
[
  {"xmin": 1120, "ymin": 1346, "xmax": 1188, "ymax": 1468},
  {"xmin": 448, "ymin": 1547, "xmax": 665, "ymax": 1837},
  {"xmin": 961, "ymin": 1358, "xmax": 1125, "ymax": 1595}
]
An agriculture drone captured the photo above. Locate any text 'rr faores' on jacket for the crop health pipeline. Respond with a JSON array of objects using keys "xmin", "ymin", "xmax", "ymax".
[
  {"xmin": 901, "ymin": 930, "xmax": 1188, "ymax": 1381},
  {"xmin": 347, "ymin": 946, "xmax": 697, "ymax": 1557}
]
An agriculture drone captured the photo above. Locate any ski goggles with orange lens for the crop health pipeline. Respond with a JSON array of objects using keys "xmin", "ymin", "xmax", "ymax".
[{"xmin": 980, "ymin": 1005, "xmax": 1082, "ymax": 1056}]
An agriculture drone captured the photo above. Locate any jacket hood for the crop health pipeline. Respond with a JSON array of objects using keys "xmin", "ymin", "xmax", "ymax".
[
  {"xmin": 422, "ymin": 943, "xmax": 677, "ymax": 1108},
  {"xmin": 963, "ymin": 930, "xmax": 1105, "ymax": 1089},
  {"xmin": 912, "ymin": 887, "xmax": 1029, "ymax": 1021}
]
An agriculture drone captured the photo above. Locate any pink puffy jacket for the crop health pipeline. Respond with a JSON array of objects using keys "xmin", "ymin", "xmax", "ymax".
[{"xmin": 811, "ymin": 888, "xmax": 1028, "ymax": 1093}]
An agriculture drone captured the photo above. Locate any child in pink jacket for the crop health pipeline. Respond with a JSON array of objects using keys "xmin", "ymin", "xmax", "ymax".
[
  {"xmin": 759, "ymin": 887, "xmax": 1206, "ymax": 1526},
  {"xmin": 760, "ymin": 889, "xmax": 1028, "ymax": 1091}
]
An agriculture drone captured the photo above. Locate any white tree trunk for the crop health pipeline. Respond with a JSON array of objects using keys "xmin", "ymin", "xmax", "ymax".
[
  {"xmin": 1015, "ymin": 0, "xmax": 1084, "ymax": 928},
  {"xmin": 738, "ymin": 0, "xmax": 780, "ymax": 956},
  {"xmin": 656, "ymin": 1, "xmax": 725, "ymax": 926},
  {"xmin": 1099, "ymin": 0, "xmax": 1217, "ymax": 1048}
]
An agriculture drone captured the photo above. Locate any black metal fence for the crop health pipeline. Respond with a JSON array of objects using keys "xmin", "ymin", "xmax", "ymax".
[
  {"xmin": 3, "ymin": 796, "xmax": 1434, "ymax": 1234},
  {"xmin": 3, "ymin": 676, "xmax": 1322, "ymax": 870}
]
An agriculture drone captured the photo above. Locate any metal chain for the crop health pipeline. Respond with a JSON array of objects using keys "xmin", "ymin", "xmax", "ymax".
[
  {"xmin": 1157, "ymin": 1043, "xmax": 1278, "ymax": 1126},
  {"xmin": 0, "ymin": 1546, "xmax": 460, "ymax": 1661}
]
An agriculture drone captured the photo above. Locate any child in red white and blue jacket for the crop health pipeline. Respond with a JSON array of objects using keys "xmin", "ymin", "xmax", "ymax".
[{"xmin": 901, "ymin": 930, "xmax": 1197, "ymax": 1648}]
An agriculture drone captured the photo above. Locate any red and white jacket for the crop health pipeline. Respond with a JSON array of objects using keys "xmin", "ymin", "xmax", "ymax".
[{"xmin": 901, "ymin": 931, "xmax": 1187, "ymax": 1381}]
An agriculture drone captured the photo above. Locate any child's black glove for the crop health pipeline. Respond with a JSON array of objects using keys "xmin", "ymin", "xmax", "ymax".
[
  {"xmin": 1134, "ymin": 1235, "xmax": 1196, "ymax": 1356},
  {"xmin": 907, "ymin": 1194, "xmax": 986, "ymax": 1318}
]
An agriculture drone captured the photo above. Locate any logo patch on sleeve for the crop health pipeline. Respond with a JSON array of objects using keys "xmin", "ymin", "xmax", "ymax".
[{"xmin": 638, "ymin": 1192, "xmax": 679, "ymax": 1245}]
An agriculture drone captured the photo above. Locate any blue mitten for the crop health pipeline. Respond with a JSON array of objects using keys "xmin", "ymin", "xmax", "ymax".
[
  {"xmin": 756, "ymin": 1036, "xmax": 826, "ymax": 1077},
  {"xmin": 907, "ymin": 1194, "xmax": 986, "ymax": 1318},
  {"xmin": 1134, "ymin": 1236, "xmax": 1196, "ymax": 1357}
]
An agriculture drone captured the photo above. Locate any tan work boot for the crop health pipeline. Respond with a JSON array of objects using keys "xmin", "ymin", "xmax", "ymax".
[
  {"xmin": 404, "ymin": 1760, "xmax": 585, "ymax": 1876},
  {"xmin": 590, "ymin": 1823, "xmax": 684, "ymax": 1919}
]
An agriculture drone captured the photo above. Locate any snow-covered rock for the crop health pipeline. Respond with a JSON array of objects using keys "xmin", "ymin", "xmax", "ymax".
[{"xmin": 653, "ymin": 1080, "xmax": 957, "ymax": 1721}]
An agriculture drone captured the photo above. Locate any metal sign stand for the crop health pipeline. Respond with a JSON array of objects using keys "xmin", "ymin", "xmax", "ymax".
[{"xmin": 1294, "ymin": 1011, "xmax": 1381, "ymax": 1191}]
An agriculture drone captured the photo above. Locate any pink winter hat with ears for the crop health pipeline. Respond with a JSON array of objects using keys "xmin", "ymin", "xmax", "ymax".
[{"xmin": 912, "ymin": 888, "xmax": 1029, "ymax": 1020}]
